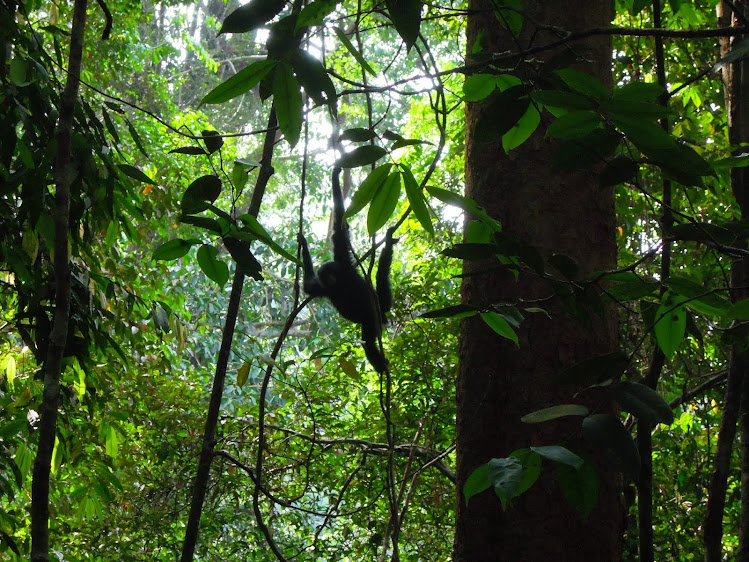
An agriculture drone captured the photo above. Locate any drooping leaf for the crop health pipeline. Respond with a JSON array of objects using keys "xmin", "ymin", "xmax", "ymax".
[
  {"xmin": 487, "ymin": 457, "xmax": 523, "ymax": 508},
  {"xmin": 464, "ymin": 73, "xmax": 498, "ymax": 102},
  {"xmin": 295, "ymin": 0, "xmax": 338, "ymax": 29},
  {"xmin": 463, "ymin": 463, "xmax": 491, "ymax": 504},
  {"xmin": 479, "ymin": 311, "xmax": 518, "ymax": 346},
  {"xmin": 236, "ymin": 214, "xmax": 301, "ymax": 264},
  {"xmin": 340, "ymin": 128, "xmax": 377, "ymax": 142},
  {"xmin": 599, "ymin": 156, "xmax": 639, "ymax": 187},
  {"xmin": 237, "ymin": 360, "xmax": 252, "ymax": 387},
  {"xmin": 201, "ymin": 130, "xmax": 224, "ymax": 154},
  {"xmin": 427, "ymin": 186, "xmax": 502, "ymax": 230},
  {"xmin": 170, "ymin": 146, "xmax": 208, "ymax": 155},
  {"xmin": 531, "ymin": 445, "xmax": 584, "ymax": 470},
  {"xmin": 441, "ymin": 242, "xmax": 499, "ymax": 260},
  {"xmin": 218, "ymin": 0, "xmax": 286, "ymax": 35},
  {"xmin": 273, "ymin": 62, "xmax": 303, "ymax": 147},
  {"xmin": 521, "ymin": 404, "xmax": 589, "ymax": 423},
  {"xmin": 612, "ymin": 81, "xmax": 665, "ymax": 102},
  {"xmin": 401, "ymin": 166, "xmax": 434, "ymax": 235},
  {"xmin": 654, "ymin": 291, "xmax": 687, "ymax": 359},
  {"xmin": 334, "ymin": 27, "xmax": 376, "ymax": 76},
  {"xmin": 545, "ymin": 110, "xmax": 601, "ymax": 140},
  {"xmin": 552, "ymin": 351, "xmax": 629, "ymax": 385},
  {"xmin": 292, "ymin": 50, "xmax": 336, "ymax": 107},
  {"xmin": 336, "ymin": 145, "xmax": 387, "ymax": 168},
  {"xmin": 420, "ymin": 304, "xmax": 479, "ymax": 319},
  {"xmin": 666, "ymin": 276, "xmax": 731, "ymax": 317},
  {"xmin": 367, "ymin": 172, "xmax": 401, "ymax": 235},
  {"xmin": 613, "ymin": 381, "xmax": 674, "ymax": 426},
  {"xmin": 509, "ymin": 449, "xmax": 541, "ymax": 496},
  {"xmin": 223, "ymin": 237, "xmax": 263, "ymax": 280},
  {"xmin": 502, "ymin": 104, "xmax": 540, "ymax": 152},
  {"xmin": 385, "ymin": 0, "xmax": 422, "ymax": 51},
  {"xmin": 117, "ymin": 164, "xmax": 154, "ymax": 185},
  {"xmin": 530, "ymin": 89, "xmax": 595, "ymax": 110},
  {"xmin": 345, "ymin": 164, "xmax": 392, "ymax": 217},
  {"xmin": 153, "ymin": 238, "xmax": 200, "ymax": 261},
  {"xmin": 555, "ymin": 457, "xmax": 599, "ymax": 517},
  {"xmin": 556, "ymin": 68, "xmax": 609, "ymax": 100},
  {"xmin": 196, "ymin": 244, "xmax": 230, "ymax": 287},
  {"xmin": 182, "ymin": 175, "xmax": 222, "ymax": 215},
  {"xmin": 201, "ymin": 59, "xmax": 275, "ymax": 105},
  {"xmin": 582, "ymin": 414, "xmax": 640, "ymax": 479},
  {"xmin": 474, "ymin": 86, "xmax": 531, "ymax": 144}
]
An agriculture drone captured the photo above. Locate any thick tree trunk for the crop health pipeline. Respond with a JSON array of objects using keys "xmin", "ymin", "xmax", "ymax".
[{"xmin": 454, "ymin": 1, "xmax": 622, "ymax": 560}]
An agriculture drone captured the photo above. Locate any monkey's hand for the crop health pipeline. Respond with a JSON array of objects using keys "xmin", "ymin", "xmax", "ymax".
[{"xmin": 385, "ymin": 226, "xmax": 399, "ymax": 246}]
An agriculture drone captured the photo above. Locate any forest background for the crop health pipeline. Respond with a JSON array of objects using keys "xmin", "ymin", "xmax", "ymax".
[{"xmin": 2, "ymin": 0, "xmax": 749, "ymax": 560}]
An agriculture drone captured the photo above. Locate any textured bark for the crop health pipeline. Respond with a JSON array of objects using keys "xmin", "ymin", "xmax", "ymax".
[
  {"xmin": 454, "ymin": 1, "xmax": 622, "ymax": 560},
  {"xmin": 30, "ymin": 1, "xmax": 87, "ymax": 560},
  {"xmin": 705, "ymin": 5, "xmax": 749, "ymax": 561}
]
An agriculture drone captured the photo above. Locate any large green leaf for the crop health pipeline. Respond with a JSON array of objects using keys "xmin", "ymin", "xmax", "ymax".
[
  {"xmin": 385, "ymin": 0, "xmax": 422, "ymax": 50},
  {"xmin": 182, "ymin": 175, "xmax": 222, "ymax": 215},
  {"xmin": 582, "ymin": 414, "xmax": 640, "ymax": 480},
  {"xmin": 273, "ymin": 62, "xmax": 303, "ymax": 147},
  {"xmin": 487, "ymin": 457, "xmax": 523, "ymax": 508},
  {"xmin": 552, "ymin": 351, "xmax": 629, "ymax": 385},
  {"xmin": 474, "ymin": 86, "xmax": 530, "ymax": 144},
  {"xmin": 367, "ymin": 171, "xmax": 401, "ymax": 235},
  {"xmin": 555, "ymin": 457, "xmax": 599, "ymax": 517},
  {"xmin": 521, "ymin": 404, "xmax": 589, "ymax": 423},
  {"xmin": 401, "ymin": 166, "xmax": 434, "ymax": 235},
  {"xmin": 345, "ymin": 164, "xmax": 392, "ymax": 217},
  {"xmin": 196, "ymin": 244, "xmax": 230, "ymax": 287},
  {"xmin": 613, "ymin": 381, "xmax": 674, "ymax": 426},
  {"xmin": 153, "ymin": 238, "xmax": 200, "ymax": 261},
  {"xmin": 218, "ymin": 0, "xmax": 286, "ymax": 34},
  {"xmin": 337, "ymin": 145, "xmax": 387, "ymax": 168},
  {"xmin": 292, "ymin": 50, "xmax": 336, "ymax": 107},
  {"xmin": 200, "ymin": 59, "xmax": 275, "ymax": 105}
]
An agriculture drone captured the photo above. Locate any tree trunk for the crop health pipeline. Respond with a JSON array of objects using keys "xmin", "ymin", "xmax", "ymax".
[{"xmin": 454, "ymin": 1, "xmax": 622, "ymax": 560}]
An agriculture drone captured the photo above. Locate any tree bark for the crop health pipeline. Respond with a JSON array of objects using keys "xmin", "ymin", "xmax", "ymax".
[
  {"xmin": 454, "ymin": 1, "xmax": 622, "ymax": 560},
  {"xmin": 30, "ymin": 1, "xmax": 88, "ymax": 560}
]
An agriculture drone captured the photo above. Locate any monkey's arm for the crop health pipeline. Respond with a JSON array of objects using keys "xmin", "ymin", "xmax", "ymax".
[
  {"xmin": 361, "ymin": 322, "xmax": 388, "ymax": 373},
  {"xmin": 298, "ymin": 233, "xmax": 327, "ymax": 297},
  {"xmin": 376, "ymin": 227, "xmax": 398, "ymax": 314}
]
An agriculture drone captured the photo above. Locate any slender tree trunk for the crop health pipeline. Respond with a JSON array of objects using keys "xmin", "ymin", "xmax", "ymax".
[
  {"xmin": 454, "ymin": 1, "xmax": 622, "ymax": 559},
  {"xmin": 30, "ymin": 1, "xmax": 88, "ymax": 560},
  {"xmin": 705, "ymin": 4, "xmax": 749, "ymax": 561}
]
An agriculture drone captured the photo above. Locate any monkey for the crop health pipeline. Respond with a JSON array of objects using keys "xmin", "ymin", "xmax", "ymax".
[{"xmin": 298, "ymin": 167, "xmax": 397, "ymax": 372}]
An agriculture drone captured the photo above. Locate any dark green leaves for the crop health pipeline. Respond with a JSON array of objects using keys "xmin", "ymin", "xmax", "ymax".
[
  {"xmin": 153, "ymin": 238, "xmax": 200, "ymax": 261},
  {"xmin": 613, "ymin": 381, "xmax": 674, "ymax": 426},
  {"xmin": 582, "ymin": 414, "xmax": 640, "ymax": 480},
  {"xmin": 117, "ymin": 164, "xmax": 154, "ymax": 184},
  {"xmin": 336, "ymin": 145, "xmax": 387, "ymax": 168},
  {"xmin": 218, "ymin": 0, "xmax": 286, "ymax": 35},
  {"xmin": 385, "ymin": 0, "xmax": 422, "ymax": 51},
  {"xmin": 474, "ymin": 86, "xmax": 530, "ymax": 144},
  {"xmin": 367, "ymin": 171, "xmax": 401, "ymax": 235},
  {"xmin": 182, "ymin": 175, "xmax": 222, "ymax": 215},
  {"xmin": 196, "ymin": 244, "xmax": 230, "ymax": 287},
  {"xmin": 273, "ymin": 62, "xmax": 303, "ymax": 147}
]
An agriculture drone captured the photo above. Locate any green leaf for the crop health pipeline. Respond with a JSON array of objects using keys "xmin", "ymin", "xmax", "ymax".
[
  {"xmin": 295, "ymin": 0, "xmax": 338, "ymax": 29},
  {"xmin": 474, "ymin": 86, "xmax": 531, "ymax": 144},
  {"xmin": 605, "ymin": 271, "xmax": 659, "ymax": 301},
  {"xmin": 345, "ymin": 164, "xmax": 392, "ymax": 218},
  {"xmin": 613, "ymin": 381, "xmax": 674, "ymax": 426},
  {"xmin": 599, "ymin": 98, "xmax": 670, "ymax": 120},
  {"xmin": 530, "ymin": 89, "xmax": 595, "ymax": 110},
  {"xmin": 201, "ymin": 130, "xmax": 224, "ymax": 154},
  {"xmin": 334, "ymin": 27, "xmax": 376, "ymax": 76},
  {"xmin": 427, "ymin": 187, "xmax": 502, "ymax": 231},
  {"xmin": 336, "ymin": 145, "xmax": 387, "ymax": 168},
  {"xmin": 385, "ymin": 0, "xmax": 421, "ymax": 51},
  {"xmin": 666, "ymin": 276, "xmax": 730, "ymax": 317},
  {"xmin": 126, "ymin": 117, "xmax": 149, "ymax": 157},
  {"xmin": 179, "ymin": 214, "xmax": 225, "ymax": 235},
  {"xmin": 713, "ymin": 37, "xmax": 749, "ymax": 73},
  {"xmin": 153, "ymin": 238, "xmax": 200, "ymax": 261},
  {"xmin": 237, "ymin": 360, "xmax": 252, "ymax": 387},
  {"xmin": 463, "ymin": 463, "xmax": 491, "ymax": 504},
  {"xmin": 201, "ymin": 59, "xmax": 275, "ymax": 105},
  {"xmin": 494, "ymin": 0, "xmax": 523, "ymax": 35},
  {"xmin": 236, "ymin": 214, "xmax": 301, "ymax": 264},
  {"xmin": 340, "ymin": 128, "xmax": 377, "ymax": 142},
  {"xmin": 170, "ymin": 146, "xmax": 208, "ymax": 155},
  {"xmin": 367, "ymin": 172, "xmax": 401, "ymax": 235},
  {"xmin": 182, "ymin": 175, "xmax": 222, "ymax": 215},
  {"xmin": 552, "ymin": 351, "xmax": 629, "ymax": 385},
  {"xmin": 611, "ymin": 115, "xmax": 679, "ymax": 151},
  {"xmin": 196, "ymin": 244, "xmax": 230, "ymax": 287},
  {"xmin": 487, "ymin": 457, "xmax": 523, "ymax": 508},
  {"xmin": 223, "ymin": 237, "xmax": 263, "ymax": 280},
  {"xmin": 441, "ymin": 242, "xmax": 498, "ymax": 260},
  {"xmin": 292, "ymin": 50, "xmax": 336, "ymax": 107},
  {"xmin": 502, "ymin": 104, "xmax": 540, "ymax": 152},
  {"xmin": 117, "ymin": 164, "xmax": 154, "ymax": 185},
  {"xmin": 599, "ymin": 157, "xmax": 638, "ymax": 187},
  {"xmin": 464, "ymin": 73, "xmax": 498, "ymax": 102},
  {"xmin": 273, "ymin": 62, "xmax": 303, "ymax": 147},
  {"xmin": 402, "ymin": 166, "xmax": 434, "ymax": 235},
  {"xmin": 479, "ymin": 311, "xmax": 518, "ymax": 346},
  {"xmin": 556, "ymin": 68, "xmax": 609, "ymax": 100},
  {"xmin": 546, "ymin": 110, "xmax": 601, "ymax": 139},
  {"xmin": 728, "ymin": 298, "xmax": 749, "ymax": 320},
  {"xmin": 521, "ymin": 404, "xmax": 589, "ymax": 423},
  {"xmin": 509, "ymin": 449, "xmax": 541, "ymax": 496},
  {"xmin": 555, "ymin": 457, "xmax": 599, "ymax": 517},
  {"xmin": 582, "ymin": 414, "xmax": 640, "ymax": 479},
  {"xmin": 654, "ymin": 292, "xmax": 687, "ymax": 359},
  {"xmin": 612, "ymin": 81, "xmax": 665, "ymax": 103},
  {"xmin": 531, "ymin": 445, "xmax": 584, "ymax": 470},
  {"xmin": 420, "ymin": 304, "xmax": 479, "ymax": 319},
  {"xmin": 552, "ymin": 127, "xmax": 622, "ymax": 171},
  {"xmin": 218, "ymin": 0, "xmax": 286, "ymax": 34},
  {"xmin": 102, "ymin": 109, "xmax": 120, "ymax": 143}
]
